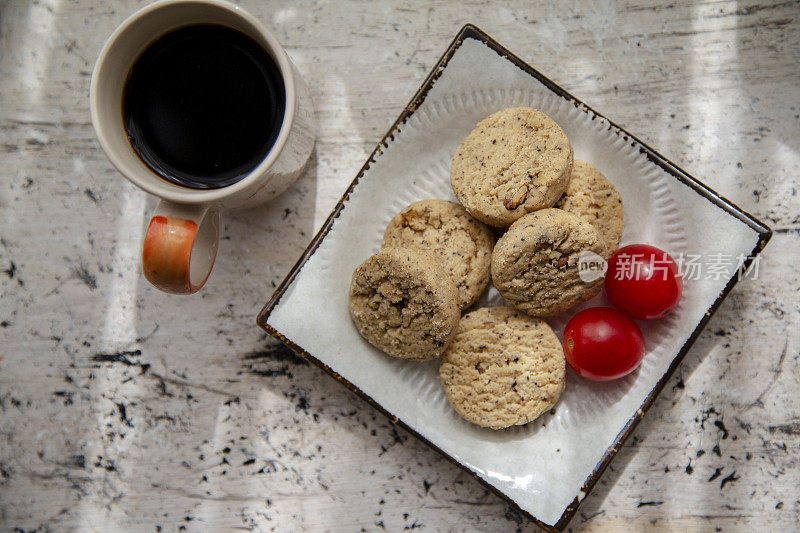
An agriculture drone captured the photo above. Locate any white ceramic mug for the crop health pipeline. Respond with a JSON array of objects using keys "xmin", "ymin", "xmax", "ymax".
[{"xmin": 90, "ymin": 0, "xmax": 315, "ymax": 294}]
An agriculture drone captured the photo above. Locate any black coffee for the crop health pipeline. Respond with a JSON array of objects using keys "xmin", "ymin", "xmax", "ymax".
[{"xmin": 123, "ymin": 24, "xmax": 285, "ymax": 189}]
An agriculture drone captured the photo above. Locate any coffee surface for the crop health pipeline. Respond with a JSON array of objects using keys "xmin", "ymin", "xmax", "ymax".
[{"xmin": 124, "ymin": 24, "xmax": 285, "ymax": 189}]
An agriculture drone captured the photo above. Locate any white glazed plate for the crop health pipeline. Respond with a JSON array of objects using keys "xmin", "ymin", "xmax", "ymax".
[{"xmin": 257, "ymin": 25, "xmax": 771, "ymax": 531}]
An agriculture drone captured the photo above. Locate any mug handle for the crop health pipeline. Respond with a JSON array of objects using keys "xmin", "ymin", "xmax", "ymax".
[{"xmin": 142, "ymin": 201, "xmax": 220, "ymax": 294}]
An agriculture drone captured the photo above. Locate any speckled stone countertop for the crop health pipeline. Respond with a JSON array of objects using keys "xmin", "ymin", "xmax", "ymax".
[{"xmin": 1, "ymin": 1, "xmax": 798, "ymax": 531}]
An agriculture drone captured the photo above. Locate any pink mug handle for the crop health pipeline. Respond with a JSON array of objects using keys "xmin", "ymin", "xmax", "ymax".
[{"xmin": 142, "ymin": 202, "xmax": 220, "ymax": 294}]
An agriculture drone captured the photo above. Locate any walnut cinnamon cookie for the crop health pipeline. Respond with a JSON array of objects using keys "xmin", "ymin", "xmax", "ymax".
[
  {"xmin": 450, "ymin": 107, "xmax": 574, "ymax": 227},
  {"xmin": 555, "ymin": 160, "xmax": 624, "ymax": 254},
  {"xmin": 439, "ymin": 306, "xmax": 565, "ymax": 429},
  {"xmin": 348, "ymin": 247, "xmax": 460, "ymax": 361},
  {"xmin": 491, "ymin": 208, "xmax": 606, "ymax": 317},
  {"xmin": 382, "ymin": 199, "xmax": 494, "ymax": 310}
]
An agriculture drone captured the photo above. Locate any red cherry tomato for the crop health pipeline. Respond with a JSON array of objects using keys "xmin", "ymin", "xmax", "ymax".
[
  {"xmin": 605, "ymin": 244, "xmax": 682, "ymax": 320},
  {"xmin": 563, "ymin": 307, "xmax": 645, "ymax": 381}
]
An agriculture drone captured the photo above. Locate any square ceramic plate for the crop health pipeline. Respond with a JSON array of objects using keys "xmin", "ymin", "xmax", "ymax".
[{"xmin": 257, "ymin": 25, "xmax": 771, "ymax": 531}]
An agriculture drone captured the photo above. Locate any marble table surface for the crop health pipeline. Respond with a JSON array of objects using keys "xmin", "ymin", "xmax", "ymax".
[{"xmin": 1, "ymin": 1, "xmax": 798, "ymax": 531}]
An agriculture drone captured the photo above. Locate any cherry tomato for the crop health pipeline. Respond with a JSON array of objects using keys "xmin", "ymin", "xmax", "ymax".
[
  {"xmin": 605, "ymin": 244, "xmax": 682, "ymax": 320},
  {"xmin": 563, "ymin": 307, "xmax": 645, "ymax": 381}
]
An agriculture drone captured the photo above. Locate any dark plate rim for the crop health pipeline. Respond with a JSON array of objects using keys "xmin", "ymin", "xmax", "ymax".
[{"xmin": 257, "ymin": 23, "xmax": 772, "ymax": 531}]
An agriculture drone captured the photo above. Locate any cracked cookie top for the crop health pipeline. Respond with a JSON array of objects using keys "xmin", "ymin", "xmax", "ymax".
[
  {"xmin": 439, "ymin": 306, "xmax": 565, "ymax": 429},
  {"xmin": 382, "ymin": 199, "xmax": 494, "ymax": 310},
  {"xmin": 491, "ymin": 208, "xmax": 606, "ymax": 317},
  {"xmin": 349, "ymin": 247, "xmax": 460, "ymax": 360},
  {"xmin": 450, "ymin": 107, "xmax": 573, "ymax": 227},
  {"xmin": 555, "ymin": 160, "xmax": 624, "ymax": 255}
]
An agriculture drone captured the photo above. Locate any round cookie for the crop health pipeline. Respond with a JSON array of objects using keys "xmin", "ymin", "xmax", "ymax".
[
  {"xmin": 555, "ymin": 160, "xmax": 624, "ymax": 254},
  {"xmin": 382, "ymin": 200, "xmax": 494, "ymax": 310},
  {"xmin": 491, "ymin": 208, "xmax": 606, "ymax": 317},
  {"xmin": 349, "ymin": 247, "xmax": 460, "ymax": 361},
  {"xmin": 439, "ymin": 306, "xmax": 565, "ymax": 429},
  {"xmin": 450, "ymin": 107, "xmax": 574, "ymax": 227}
]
